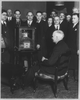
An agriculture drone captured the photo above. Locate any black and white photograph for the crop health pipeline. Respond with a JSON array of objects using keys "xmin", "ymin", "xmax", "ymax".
[{"xmin": 1, "ymin": 0, "xmax": 79, "ymax": 99}]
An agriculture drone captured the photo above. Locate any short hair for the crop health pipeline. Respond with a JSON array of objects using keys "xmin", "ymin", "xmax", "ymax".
[
  {"xmin": 48, "ymin": 17, "xmax": 53, "ymax": 20},
  {"xmin": 26, "ymin": 11, "xmax": 34, "ymax": 16},
  {"xmin": 14, "ymin": 10, "xmax": 21, "ymax": 14},
  {"xmin": 2, "ymin": 9, "xmax": 7, "ymax": 13},
  {"xmin": 72, "ymin": 7, "xmax": 79, "ymax": 13},
  {"xmin": 7, "ymin": 9, "xmax": 12, "ymax": 12},
  {"xmin": 42, "ymin": 11, "xmax": 47, "ymax": 14},
  {"xmin": 72, "ymin": 13, "xmax": 79, "ymax": 18},
  {"xmin": 53, "ymin": 30, "xmax": 64, "ymax": 41},
  {"xmin": 54, "ymin": 16, "xmax": 59, "ymax": 19},
  {"xmin": 36, "ymin": 11, "xmax": 42, "ymax": 15}
]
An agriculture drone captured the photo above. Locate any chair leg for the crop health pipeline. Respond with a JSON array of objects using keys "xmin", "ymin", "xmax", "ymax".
[
  {"xmin": 51, "ymin": 81, "xmax": 57, "ymax": 98},
  {"xmin": 21, "ymin": 73, "xmax": 25, "ymax": 90},
  {"xmin": 32, "ymin": 77, "xmax": 37, "ymax": 93},
  {"xmin": 63, "ymin": 75, "xmax": 69, "ymax": 90}
]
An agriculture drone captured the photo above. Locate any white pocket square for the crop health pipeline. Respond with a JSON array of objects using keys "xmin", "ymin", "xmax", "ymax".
[{"xmin": 75, "ymin": 29, "xmax": 77, "ymax": 31}]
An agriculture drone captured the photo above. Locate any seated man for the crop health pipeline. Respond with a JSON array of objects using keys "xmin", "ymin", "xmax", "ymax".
[{"xmin": 24, "ymin": 30, "xmax": 70, "ymax": 86}]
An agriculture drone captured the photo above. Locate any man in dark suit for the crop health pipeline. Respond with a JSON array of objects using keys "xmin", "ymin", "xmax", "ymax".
[
  {"xmin": 45, "ymin": 17, "xmax": 55, "ymax": 58},
  {"xmin": 1, "ymin": 9, "xmax": 14, "ymax": 64},
  {"xmin": 42, "ymin": 11, "xmax": 47, "ymax": 22},
  {"xmin": 59, "ymin": 12, "xmax": 68, "ymax": 42},
  {"xmin": 14, "ymin": 10, "xmax": 23, "ymax": 27},
  {"xmin": 24, "ymin": 30, "xmax": 69, "ymax": 86},
  {"xmin": 7, "ymin": 9, "xmax": 15, "ymax": 24},
  {"xmin": 19, "ymin": 11, "xmax": 36, "ymax": 71},
  {"xmin": 67, "ymin": 13, "xmax": 79, "ymax": 79},
  {"xmin": 1, "ymin": 9, "xmax": 8, "ymax": 47},
  {"xmin": 53, "ymin": 16, "xmax": 60, "ymax": 30},
  {"xmin": 35, "ymin": 11, "xmax": 47, "ymax": 62},
  {"xmin": 53, "ymin": 15, "xmax": 68, "ymax": 43},
  {"xmin": 7, "ymin": 9, "xmax": 15, "ymax": 34},
  {"xmin": 23, "ymin": 11, "xmax": 36, "ymax": 27},
  {"xmin": 68, "ymin": 13, "xmax": 79, "ymax": 52},
  {"xmin": 13, "ymin": 10, "xmax": 24, "ymax": 48}
]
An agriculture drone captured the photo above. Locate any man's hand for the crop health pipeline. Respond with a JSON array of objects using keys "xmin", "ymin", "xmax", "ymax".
[
  {"xmin": 36, "ymin": 44, "xmax": 40, "ymax": 49},
  {"xmin": 42, "ymin": 57, "xmax": 48, "ymax": 61}
]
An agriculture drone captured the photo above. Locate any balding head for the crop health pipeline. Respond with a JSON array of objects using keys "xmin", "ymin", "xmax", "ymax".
[{"xmin": 52, "ymin": 30, "xmax": 64, "ymax": 44}]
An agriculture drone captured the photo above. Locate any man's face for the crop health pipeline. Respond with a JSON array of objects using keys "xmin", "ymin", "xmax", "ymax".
[
  {"xmin": 51, "ymin": 11, "xmax": 56, "ymax": 18},
  {"xmin": 54, "ymin": 17, "xmax": 60, "ymax": 25},
  {"xmin": 59, "ymin": 13, "xmax": 65, "ymax": 20},
  {"xmin": 42, "ymin": 12, "xmax": 47, "ymax": 19},
  {"xmin": 66, "ymin": 15, "xmax": 71, "ymax": 21},
  {"xmin": 73, "ymin": 8, "xmax": 79, "ymax": 13},
  {"xmin": 1, "ymin": 12, "xmax": 7, "ymax": 21},
  {"xmin": 48, "ymin": 18, "xmax": 53, "ymax": 25},
  {"xmin": 36, "ymin": 12, "xmax": 42, "ymax": 21},
  {"xmin": 27, "ymin": 12, "xmax": 33, "ymax": 21},
  {"xmin": 72, "ymin": 15, "xmax": 79, "ymax": 24},
  {"xmin": 52, "ymin": 33, "xmax": 57, "ymax": 43},
  {"xmin": 15, "ymin": 11, "xmax": 21, "ymax": 19},
  {"xmin": 7, "ymin": 9, "xmax": 12, "ymax": 16}
]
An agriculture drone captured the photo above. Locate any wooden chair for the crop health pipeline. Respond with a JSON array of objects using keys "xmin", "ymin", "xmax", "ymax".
[{"xmin": 33, "ymin": 50, "xmax": 71, "ymax": 98}]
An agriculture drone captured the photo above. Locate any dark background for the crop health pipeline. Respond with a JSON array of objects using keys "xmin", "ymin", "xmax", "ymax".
[
  {"xmin": 2, "ymin": 1, "xmax": 75, "ymax": 19},
  {"xmin": 46, "ymin": 2, "xmax": 74, "ymax": 17},
  {"xmin": 2, "ymin": 1, "xmax": 46, "ymax": 19}
]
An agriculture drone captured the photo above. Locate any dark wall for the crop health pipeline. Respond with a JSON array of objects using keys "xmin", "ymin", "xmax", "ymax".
[
  {"xmin": 2, "ymin": 1, "xmax": 46, "ymax": 19},
  {"xmin": 46, "ymin": 1, "xmax": 74, "ymax": 17}
]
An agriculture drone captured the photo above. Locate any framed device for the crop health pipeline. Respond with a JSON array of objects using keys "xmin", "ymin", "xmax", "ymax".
[{"xmin": 18, "ymin": 27, "xmax": 35, "ymax": 51}]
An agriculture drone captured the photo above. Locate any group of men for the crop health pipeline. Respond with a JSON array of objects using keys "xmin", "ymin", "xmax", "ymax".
[{"xmin": 1, "ymin": 8, "xmax": 79, "ymax": 86}]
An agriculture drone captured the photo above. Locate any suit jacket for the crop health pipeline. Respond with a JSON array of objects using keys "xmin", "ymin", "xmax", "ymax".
[
  {"xmin": 22, "ymin": 20, "xmax": 36, "ymax": 28},
  {"xmin": 53, "ymin": 20, "xmax": 68, "ymax": 43},
  {"xmin": 35, "ymin": 20, "xmax": 47, "ymax": 60},
  {"xmin": 35, "ymin": 20, "xmax": 47, "ymax": 45},
  {"xmin": 14, "ymin": 18, "xmax": 24, "ymax": 48},
  {"xmin": 45, "ymin": 25, "xmax": 55, "ymax": 58},
  {"xmin": 67, "ymin": 22, "xmax": 79, "ymax": 52},
  {"xmin": 60, "ymin": 19, "xmax": 68, "ymax": 42},
  {"xmin": 6, "ymin": 17, "xmax": 15, "ymax": 28},
  {"xmin": 40, "ymin": 40, "xmax": 69, "ymax": 75},
  {"xmin": 1, "ymin": 22, "xmax": 14, "ymax": 50}
]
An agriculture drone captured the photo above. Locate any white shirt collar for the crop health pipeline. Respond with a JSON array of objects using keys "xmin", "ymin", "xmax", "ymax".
[
  {"xmin": 55, "ymin": 24, "xmax": 60, "ymax": 30},
  {"xmin": 60, "ymin": 20, "xmax": 63, "ymax": 24},
  {"xmin": 28, "ymin": 20, "xmax": 32, "ymax": 24},
  {"xmin": 1, "ymin": 20, "xmax": 3, "ymax": 24},
  {"xmin": 48, "ymin": 24, "xmax": 52, "ymax": 27},
  {"xmin": 8, "ymin": 17, "xmax": 12, "ymax": 20},
  {"xmin": 1, "ymin": 20, "xmax": 6, "ymax": 25},
  {"xmin": 37, "ymin": 20, "xmax": 41, "ymax": 23},
  {"xmin": 73, "ymin": 22, "xmax": 78, "ymax": 28}
]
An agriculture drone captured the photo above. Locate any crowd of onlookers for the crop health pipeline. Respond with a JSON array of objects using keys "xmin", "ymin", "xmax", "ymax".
[
  {"xmin": 1, "ymin": 6, "xmax": 79, "ymax": 88},
  {"xmin": 1, "ymin": 7, "xmax": 79, "ymax": 71}
]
